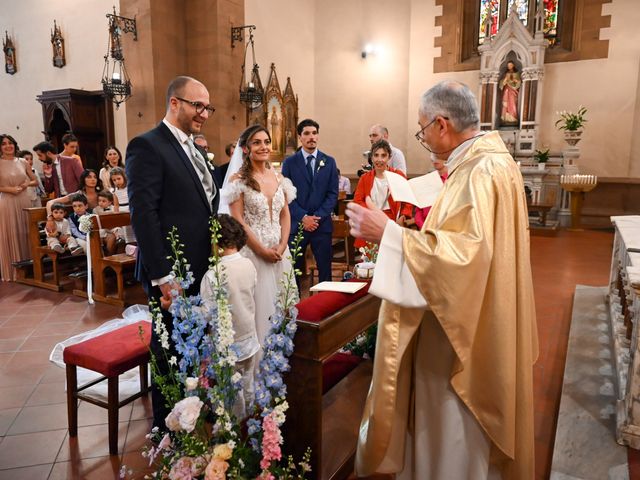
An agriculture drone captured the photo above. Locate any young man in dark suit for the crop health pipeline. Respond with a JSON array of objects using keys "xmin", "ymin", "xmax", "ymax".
[
  {"xmin": 282, "ymin": 119, "xmax": 338, "ymax": 286},
  {"xmin": 125, "ymin": 76, "xmax": 219, "ymax": 427}
]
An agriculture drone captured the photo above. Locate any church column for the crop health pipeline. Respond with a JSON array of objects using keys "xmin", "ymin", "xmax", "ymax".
[{"xmin": 120, "ymin": 0, "xmax": 245, "ymax": 159}]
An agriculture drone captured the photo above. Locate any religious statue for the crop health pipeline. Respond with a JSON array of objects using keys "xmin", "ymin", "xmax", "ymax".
[
  {"xmin": 269, "ymin": 105, "xmax": 281, "ymax": 152},
  {"xmin": 499, "ymin": 60, "xmax": 521, "ymax": 125},
  {"xmin": 3, "ymin": 31, "xmax": 16, "ymax": 75},
  {"xmin": 51, "ymin": 20, "xmax": 66, "ymax": 68}
]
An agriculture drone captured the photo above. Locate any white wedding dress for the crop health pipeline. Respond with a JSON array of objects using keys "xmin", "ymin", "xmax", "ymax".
[{"xmin": 223, "ymin": 175, "xmax": 297, "ymax": 346}]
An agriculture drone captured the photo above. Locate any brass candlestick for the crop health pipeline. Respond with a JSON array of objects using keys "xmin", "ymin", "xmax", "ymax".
[{"xmin": 560, "ymin": 174, "xmax": 598, "ymax": 230}]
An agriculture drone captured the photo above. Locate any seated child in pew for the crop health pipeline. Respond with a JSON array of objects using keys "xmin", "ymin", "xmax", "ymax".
[
  {"xmin": 200, "ymin": 214, "xmax": 259, "ymax": 418},
  {"xmin": 45, "ymin": 202, "xmax": 83, "ymax": 255},
  {"xmin": 93, "ymin": 191, "xmax": 125, "ymax": 254},
  {"xmin": 68, "ymin": 193, "xmax": 89, "ymax": 253},
  {"xmin": 109, "ymin": 166, "xmax": 136, "ymax": 244},
  {"xmin": 109, "ymin": 167, "xmax": 129, "ymax": 212}
]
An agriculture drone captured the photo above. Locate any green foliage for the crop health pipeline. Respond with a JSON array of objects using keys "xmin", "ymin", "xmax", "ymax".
[
  {"xmin": 344, "ymin": 323, "xmax": 377, "ymax": 360},
  {"xmin": 534, "ymin": 148, "xmax": 550, "ymax": 163},
  {"xmin": 555, "ymin": 106, "xmax": 587, "ymax": 131}
]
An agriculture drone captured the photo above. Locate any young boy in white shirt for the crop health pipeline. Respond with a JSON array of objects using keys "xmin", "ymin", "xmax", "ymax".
[{"xmin": 200, "ymin": 214, "xmax": 259, "ymax": 418}]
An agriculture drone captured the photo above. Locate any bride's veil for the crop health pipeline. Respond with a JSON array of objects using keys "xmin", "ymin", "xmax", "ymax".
[{"xmin": 217, "ymin": 138, "xmax": 243, "ymax": 214}]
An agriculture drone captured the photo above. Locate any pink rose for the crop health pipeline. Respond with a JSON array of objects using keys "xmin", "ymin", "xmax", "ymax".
[
  {"xmin": 168, "ymin": 456, "xmax": 208, "ymax": 480},
  {"xmin": 169, "ymin": 456, "xmax": 195, "ymax": 480},
  {"xmin": 204, "ymin": 458, "xmax": 229, "ymax": 480}
]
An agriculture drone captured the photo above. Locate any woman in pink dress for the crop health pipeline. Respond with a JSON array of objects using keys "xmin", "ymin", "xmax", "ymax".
[
  {"xmin": 499, "ymin": 61, "xmax": 521, "ymax": 124},
  {"xmin": 0, "ymin": 134, "xmax": 37, "ymax": 281}
]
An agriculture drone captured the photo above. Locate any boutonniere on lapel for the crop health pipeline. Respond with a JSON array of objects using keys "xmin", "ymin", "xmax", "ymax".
[{"xmin": 317, "ymin": 159, "xmax": 326, "ymax": 171}]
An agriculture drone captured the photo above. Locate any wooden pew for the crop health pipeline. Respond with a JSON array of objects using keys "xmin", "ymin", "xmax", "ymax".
[
  {"xmin": 309, "ymin": 217, "xmax": 356, "ymax": 286},
  {"xmin": 73, "ymin": 212, "xmax": 137, "ymax": 307},
  {"xmin": 16, "ymin": 207, "xmax": 85, "ymax": 291},
  {"xmin": 283, "ymin": 286, "xmax": 381, "ymax": 480}
]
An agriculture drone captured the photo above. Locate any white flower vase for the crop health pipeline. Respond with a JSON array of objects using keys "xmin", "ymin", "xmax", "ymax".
[
  {"xmin": 537, "ymin": 162, "xmax": 546, "ymax": 171},
  {"xmin": 563, "ymin": 130, "xmax": 583, "ymax": 147},
  {"xmin": 355, "ymin": 261, "xmax": 375, "ymax": 279}
]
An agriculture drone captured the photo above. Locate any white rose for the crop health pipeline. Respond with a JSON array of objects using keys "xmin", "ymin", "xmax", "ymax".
[
  {"xmin": 177, "ymin": 396, "xmax": 204, "ymax": 433},
  {"xmin": 185, "ymin": 377, "xmax": 199, "ymax": 391},
  {"xmin": 166, "ymin": 396, "xmax": 204, "ymax": 433},
  {"xmin": 165, "ymin": 411, "xmax": 181, "ymax": 431}
]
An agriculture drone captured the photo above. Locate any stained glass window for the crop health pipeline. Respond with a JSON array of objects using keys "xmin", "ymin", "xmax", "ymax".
[
  {"xmin": 543, "ymin": 0, "xmax": 559, "ymax": 37},
  {"xmin": 479, "ymin": 0, "xmax": 500, "ymax": 44},
  {"xmin": 477, "ymin": 0, "xmax": 561, "ymax": 47},
  {"xmin": 508, "ymin": 0, "xmax": 529, "ymax": 25}
]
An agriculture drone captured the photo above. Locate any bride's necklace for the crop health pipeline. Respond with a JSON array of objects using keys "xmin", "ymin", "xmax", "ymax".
[{"xmin": 255, "ymin": 170, "xmax": 270, "ymax": 184}]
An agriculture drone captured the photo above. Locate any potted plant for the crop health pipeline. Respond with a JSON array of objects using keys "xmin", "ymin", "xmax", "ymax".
[
  {"xmin": 555, "ymin": 106, "xmax": 587, "ymax": 146},
  {"xmin": 533, "ymin": 148, "xmax": 549, "ymax": 170}
]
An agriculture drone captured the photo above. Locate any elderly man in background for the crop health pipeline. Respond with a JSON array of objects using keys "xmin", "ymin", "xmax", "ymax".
[
  {"xmin": 348, "ymin": 80, "xmax": 538, "ymax": 480},
  {"xmin": 368, "ymin": 123, "xmax": 406, "ymax": 174}
]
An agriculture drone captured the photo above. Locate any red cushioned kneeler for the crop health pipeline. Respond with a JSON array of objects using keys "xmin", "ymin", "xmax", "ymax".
[
  {"xmin": 297, "ymin": 280, "xmax": 370, "ymax": 323},
  {"xmin": 322, "ymin": 352, "xmax": 362, "ymax": 394},
  {"xmin": 63, "ymin": 320, "xmax": 151, "ymax": 455}
]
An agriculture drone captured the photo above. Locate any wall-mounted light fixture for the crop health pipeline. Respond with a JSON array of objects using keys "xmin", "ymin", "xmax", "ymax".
[
  {"xmin": 101, "ymin": 6, "xmax": 137, "ymax": 108},
  {"xmin": 361, "ymin": 43, "xmax": 381, "ymax": 59}
]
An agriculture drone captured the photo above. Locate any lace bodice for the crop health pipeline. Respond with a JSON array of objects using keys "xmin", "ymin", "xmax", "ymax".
[{"xmin": 223, "ymin": 175, "xmax": 296, "ymax": 249}]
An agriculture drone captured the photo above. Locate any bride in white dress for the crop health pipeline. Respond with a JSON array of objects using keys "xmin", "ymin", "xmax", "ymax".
[{"xmin": 222, "ymin": 125, "xmax": 297, "ymax": 346}]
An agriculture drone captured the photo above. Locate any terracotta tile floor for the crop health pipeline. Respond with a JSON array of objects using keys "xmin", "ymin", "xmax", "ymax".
[{"xmin": 0, "ymin": 228, "xmax": 634, "ymax": 479}]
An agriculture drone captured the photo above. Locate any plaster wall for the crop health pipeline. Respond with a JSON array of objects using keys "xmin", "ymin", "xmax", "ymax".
[
  {"xmin": 247, "ymin": 0, "xmax": 640, "ymax": 177},
  {"xmin": 0, "ymin": 0, "xmax": 128, "ymax": 163}
]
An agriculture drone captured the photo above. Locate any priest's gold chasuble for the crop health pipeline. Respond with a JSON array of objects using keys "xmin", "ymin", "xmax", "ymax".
[{"xmin": 355, "ymin": 132, "xmax": 538, "ymax": 479}]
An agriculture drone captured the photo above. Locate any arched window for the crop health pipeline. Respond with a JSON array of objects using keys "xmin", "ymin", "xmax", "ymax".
[
  {"xmin": 434, "ymin": 0, "xmax": 610, "ymax": 73},
  {"xmin": 478, "ymin": 0, "xmax": 560, "ymax": 46}
]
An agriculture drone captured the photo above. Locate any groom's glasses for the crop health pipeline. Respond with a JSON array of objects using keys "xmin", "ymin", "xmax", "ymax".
[{"xmin": 174, "ymin": 97, "xmax": 216, "ymax": 116}]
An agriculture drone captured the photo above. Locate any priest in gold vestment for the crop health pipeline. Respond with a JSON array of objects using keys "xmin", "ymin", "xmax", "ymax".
[{"xmin": 346, "ymin": 81, "xmax": 538, "ymax": 480}]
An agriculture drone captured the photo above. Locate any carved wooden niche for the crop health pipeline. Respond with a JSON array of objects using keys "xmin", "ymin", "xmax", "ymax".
[
  {"xmin": 282, "ymin": 77, "xmax": 299, "ymax": 156},
  {"xmin": 265, "ymin": 63, "xmax": 285, "ymax": 161},
  {"xmin": 244, "ymin": 63, "xmax": 299, "ymax": 162}
]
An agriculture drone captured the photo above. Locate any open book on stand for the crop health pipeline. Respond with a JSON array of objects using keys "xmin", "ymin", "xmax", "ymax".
[{"xmin": 384, "ymin": 170, "xmax": 444, "ymax": 208}]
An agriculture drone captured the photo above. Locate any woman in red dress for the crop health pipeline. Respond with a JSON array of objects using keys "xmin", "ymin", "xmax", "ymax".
[{"xmin": 353, "ymin": 139, "xmax": 412, "ymax": 248}]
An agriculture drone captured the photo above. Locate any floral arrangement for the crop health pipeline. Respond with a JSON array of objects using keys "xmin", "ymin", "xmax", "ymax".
[
  {"xmin": 78, "ymin": 213, "xmax": 98, "ymax": 304},
  {"xmin": 125, "ymin": 221, "xmax": 310, "ymax": 479},
  {"xmin": 78, "ymin": 213, "xmax": 96, "ymax": 235},
  {"xmin": 555, "ymin": 106, "xmax": 587, "ymax": 131},
  {"xmin": 343, "ymin": 323, "xmax": 377, "ymax": 360},
  {"xmin": 358, "ymin": 242, "xmax": 378, "ymax": 264}
]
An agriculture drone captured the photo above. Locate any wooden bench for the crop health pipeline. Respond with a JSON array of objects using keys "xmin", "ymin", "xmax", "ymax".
[
  {"xmin": 283, "ymin": 283, "xmax": 381, "ymax": 480},
  {"xmin": 73, "ymin": 212, "xmax": 137, "ymax": 307},
  {"xmin": 63, "ymin": 321, "xmax": 151, "ymax": 455},
  {"xmin": 15, "ymin": 207, "xmax": 86, "ymax": 291}
]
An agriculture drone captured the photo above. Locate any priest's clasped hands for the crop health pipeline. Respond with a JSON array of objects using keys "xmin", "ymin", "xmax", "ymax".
[{"xmin": 345, "ymin": 196, "xmax": 390, "ymax": 244}]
